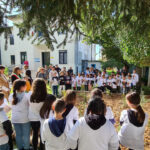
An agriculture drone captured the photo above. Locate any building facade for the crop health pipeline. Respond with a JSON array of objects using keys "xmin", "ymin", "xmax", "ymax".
[{"xmin": 0, "ymin": 15, "xmax": 99, "ymax": 77}]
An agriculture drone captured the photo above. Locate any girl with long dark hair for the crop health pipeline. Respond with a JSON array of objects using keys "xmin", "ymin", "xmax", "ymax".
[
  {"xmin": 9, "ymin": 79, "xmax": 30, "ymax": 150},
  {"xmin": 67, "ymin": 97, "xmax": 119, "ymax": 150},
  {"xmin": 118, "ymin": 92, "xmax": 149, "ymax": 150},
  {"xmin": 28, "ymin": 78, "xmax": 47, "ymax": 150}
]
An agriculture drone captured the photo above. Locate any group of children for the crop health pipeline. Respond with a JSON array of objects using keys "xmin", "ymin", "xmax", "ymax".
[
  {"xmin": 50, "ymin": 69, "xmax": 139, "ymax": 96},
  {"xmin": 0, "ymin": 77, "xmax": 148, "ymax": 150}
]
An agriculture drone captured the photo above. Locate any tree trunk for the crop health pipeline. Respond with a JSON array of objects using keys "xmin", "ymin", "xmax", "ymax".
[
  {"xmin": 148, "ymin": 67, "xmax": 150, "ymax": 86},
  {"xmin": 136, "ymin": 67, "xmax": 142, "ymax": 93}
]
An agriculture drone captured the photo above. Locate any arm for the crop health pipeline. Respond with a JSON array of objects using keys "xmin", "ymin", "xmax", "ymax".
[
  {"xmin": 41, "ymin": 120, "xmax": 47, "ymax": 143},
  {"xmin": 67, "ymin": 121, "xmax": 80, "ymax": 149},
  {"xmin": 73, "ymin": 108, "xmax": 79, "ymax": 124},
  {"xmin": 3, "ymin": 120, "xmax": 13, "ymax": 150},
  {"xmin": 120, "ymin": 110, "xmax": 127, "ymax": 126},
  {"xmin": 108, "ymin": 126, "xmax": 119, "ymax": 150}
]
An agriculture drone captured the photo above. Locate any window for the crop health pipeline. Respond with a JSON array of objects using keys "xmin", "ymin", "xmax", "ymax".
[
  {"xmin": 10, "ymin": 35, "xmax": 14, "ymax": 45},
  {"xmin": 20, "ymin": 52, "xmax": 27, "ymax": 64},
  {"xmin": 59, "ymin": 50, "xmax": 67, "ymax": 64},
  {"xmin": 11, "ymin": 55, "xmax": 15, "ymax": 65}
]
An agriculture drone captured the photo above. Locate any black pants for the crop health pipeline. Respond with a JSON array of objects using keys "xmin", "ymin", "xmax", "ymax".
[
  {"xmin": 77, "ymin": 87, "xmax": 81, "ymax": 91},
  {"xmin": 99, "ymin": 86, "xmax": 106, "ymax": 92},
  {"xmin": 65, "ymin": 84, "xmax": 71, "ymax": 90},
  {"xmin": 31, "ymin": 121, "xmax": 45, "ymax": 150},
  {"xmin": 84, "ymin": 85, "xmax": 88, "ymax": 91},
  {"xmin": 106, "ymin": 85, "xmax": 112, "ymax": 92}
]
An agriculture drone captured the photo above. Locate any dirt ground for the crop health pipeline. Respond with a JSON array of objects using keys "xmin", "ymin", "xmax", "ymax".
[{"xmin": 76, "ymin": 92, "xmax": 150, "ymax": 150}]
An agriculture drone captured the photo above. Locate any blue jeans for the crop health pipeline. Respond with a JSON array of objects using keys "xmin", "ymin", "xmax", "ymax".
[
  {"xmin": 0, "ymin": 143, "xmax": 9, "ymax": 150},
  {"xmin": 52, "ymin": 85, "xmax": 58, "ymax": 96},
  {"xmin": 13, "ymin": 122, "xmax": 30, "ymax": 149}
]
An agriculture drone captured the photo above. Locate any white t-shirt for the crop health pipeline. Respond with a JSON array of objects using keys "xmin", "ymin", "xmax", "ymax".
[
  {"xmin": 132, "ymin": 73, "xmax": 139, "ymax": 83},
  {"xmin": 126, "ymin": 79, "xmax": 132, "ymax": 87},
  {"xmin": 76, "ymin": 76, "xmax": 83, "ymax": 87},
  {"xmin": 121, "ymin": 79, "xmax": 126, "ymax": 87},
  {"xmin": 9, "ymin": 93, "xmax": 29, "ymax": 123},
  {"xmin": 97, "ymin": 76, "xmax": 102, "ymax": 87},
  {"xmin": 0, "ymin": 109, "xmax": 9, "ymax": 145},
  {"xmin": 72, "ymin": 78, "xmax": 77, "ymax": 87},
  {"xmin": 112, "ymin": 78, "xmax": 117, "ymax": 89},
  {"xmin": 107, "ymin": 79, "xmax": 112, "ymax": 87},
  {"xmin": 106, "ymin": 107, "xmax": 115, "ymax": 121},
  {"xmin": 118, "ymin": 109, "xmax": 149, "ymax": 150},
  {"xmin": 67, "ymin": 117, "xmax": 119, "ymax": 150},
  {"xmin": 65, "ymin": 106, "xmax": 79, "ymax": 134},
  {"xmin": 27, "ymin": 92, "xmax": 44, "ymax": 122}
]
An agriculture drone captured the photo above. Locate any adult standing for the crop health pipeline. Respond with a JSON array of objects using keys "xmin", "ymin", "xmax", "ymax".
[
  {"xmin": 65, "ymin": 72, "xmax": 72, "ymax": 90},
  {"xmin": 11, "ymin": 67, "xmax": 22, "ymax": 84},
  {"xmin": 36, "ymin": 67, "xmax": 47, "ymax": 82},
  {"xmin": 55, "ymin": 65, "xmax": 61, "ymax": 74},
  {"xmin": 68, "ymin": 67, "xmax": 73, "ymax": 75},
  {"xmin": 0, "ymin": 65, "xmax": 10, "ymax": 100}
]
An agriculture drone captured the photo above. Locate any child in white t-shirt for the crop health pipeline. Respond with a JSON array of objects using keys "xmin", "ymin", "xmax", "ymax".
[
  {"xmin": 83, "ymin": 74, "xmax": 89, "ymax": 91},
  {"xmin": 90, "ymin": 88, "xmax": 115, "ymax": 124},
  {"xmin": 121, "ymin": 76, "xmax": 127, "ymax": 94},
  {"xmin": 67, "ymin": 97, "xmax": 119, "ymax": 150},
  {"xmin": 106, "ymin": 76, "xmax": 113, "ymax": 92},
  {"xmin": 63, "ymin": 90, "xmax": 79, "ymax": 134},
  {"xmin": 72, "ymin": 74, "xmax": 77, "ymax": 91},
  {"xmin": 111, "ymin": 76, "xmax": 117, "ymax": 93},
  {"xmin": 42, "ymin": 99, "xmax": 68, "ymax": 150},
  {"xmin": 118, "ymin": 92, "xmax": 149, "ymax": 150},
  {"xmin": 126, "ymin": 75, "xmax": 132, "ymax": 93},
  {"xmin": 9, "ymin": 79, "xmax": 30, "ymax": 150},
  {"xmin": 0, "ymin": 92, "xmax": 13, "ymax": 150},
  {"xmin": 76, "ymin": 74, "xmax": 82, "ymax": 91}
]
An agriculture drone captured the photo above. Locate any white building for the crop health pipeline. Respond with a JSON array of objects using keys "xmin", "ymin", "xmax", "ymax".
[{"xmin": 0, "ymin": 15, "xmax": 100, "ymax": 77}]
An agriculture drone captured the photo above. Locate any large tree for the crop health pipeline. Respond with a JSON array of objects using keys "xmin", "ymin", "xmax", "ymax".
[{"xmin": 2, "ymin": 0, "xmax": 150, "ymax": 68}]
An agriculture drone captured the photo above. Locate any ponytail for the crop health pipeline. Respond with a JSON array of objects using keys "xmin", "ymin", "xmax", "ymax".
[
  {"xmin": 12, "ymin": 79, "xmax": 26, "ymax": 105},
  {"xmin": 126, "ymin": 92, "xmax": 145, "ymax": 123},
  {"xmin": 136, "ymin": 105, "xmax": 145, "ymax": 123},
  {"xmin": 12, "ymin": 89, "xmax": 18, "ymax": 105}
]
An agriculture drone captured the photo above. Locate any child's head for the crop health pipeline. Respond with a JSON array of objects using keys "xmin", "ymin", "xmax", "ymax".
[
  {"xmin": 53, "ymin": 99, "xmax": 66, "ymax": 115},
  {"xmin": 91, "ymin": 88, "xmax": 103, "ymax": 99},
  {"xmin": 122, "ymin": 76, "xmax": 126, "ymax": 80},
  {"xmin": 12, "ymin": 79, "xmax": 26, "ymax": 105},
  {"xmin": 108, "ymin": 76, "xmax": 112, "ymax": 79},
  {"xmin": 0, "ymin": 92, "xmax": 4, "ymax": 106},
  {"xmin": 13, "ymin": 79, "xmax": 26, "ymax": 93},
  {"xmin": 128, "ymin": 75, "xmax": 132, "ymax": 79},
  {"xmin": 64, "ymin": 90, "xmax": 76, "ymax": 105},
  {"xmin": 25, "ymin": 69, "xmax": 31, "ymax": 77},
  {"xmin": 31, "ymin": 78, "xmax": 47, "ymax": 103},
  {"xmin": 40, "ymin": 94, "xmax": 56, "ymax": 119},
  {"xmin": 98, "ymin": 72, "xmax": 101, "ymax": 76},
  {"xmin": 87, "ymin": 97, "xmax": 106, "ymax": 115},
  {"xmin": 60, "ymin": 71, "xmax": 64, "ymax": 76},
  {"xmin": 126, "ymin": 92, "xmax": 145, "ymax": 123},
  {"xmin": 78, "ymin": 73, "xmax": 81, "ymax": 77}
]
